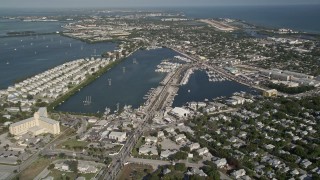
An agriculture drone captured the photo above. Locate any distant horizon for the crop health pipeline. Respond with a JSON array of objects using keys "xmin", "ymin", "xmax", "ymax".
[
  {"xmin": 1, "ymin": 0, "xmax": 320, "ymax": 9},
  {"xmin": 1, "ymin": 3, "xmax": 320, "ymax": 10}
]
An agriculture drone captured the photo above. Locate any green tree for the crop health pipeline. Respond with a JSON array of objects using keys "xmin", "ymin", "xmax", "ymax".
[
  {"xmin": 68, "ymin": 160, "xmax": 78, "ymax": 173},
  {"xmin": 48, "ymin": 164, "xmax": 55, "ymax": 170},
  {"xmin": 58, "ymin": 153, "xmax": 66, "ymax": 158},
  {"xmin": 169, "ymin": 151, "xmax": 188, "ymax": 161},
  {"xmin": 174, "ymin": 163, "xmax": 186, "ymax": 172},
  {"xmin": 180, "ymin": 146, "xmax": 190, "ymax": 152}
]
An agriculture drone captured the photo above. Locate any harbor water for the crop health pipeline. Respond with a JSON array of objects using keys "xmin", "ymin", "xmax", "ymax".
[
  {"xmin": 172, "ymin": 70, "xmax": 254, "ymax": 107},
  {"xmin": 56, "ymin": 48, "xmax": 180, "ymax": 113}
]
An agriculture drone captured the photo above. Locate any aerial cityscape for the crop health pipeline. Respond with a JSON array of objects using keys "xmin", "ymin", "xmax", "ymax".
[{"xmin": 0, "ymin": 0, "xmax": 319, "ymax": 180}]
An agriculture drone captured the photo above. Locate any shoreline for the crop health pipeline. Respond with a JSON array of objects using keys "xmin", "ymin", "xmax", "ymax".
[
  {"xmin": 49, "ymin": 47, "xmax": 141, "ymax": 112},
  {"xmin": 165, "ymin": 45, "xmax": 266, "ymax": 92}
]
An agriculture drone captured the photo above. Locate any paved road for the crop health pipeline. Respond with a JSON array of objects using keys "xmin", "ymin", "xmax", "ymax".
[
  {"xmin": 98, "ymin": 47, "xmax": 234, "ymax": 180},
  {"xmin": 127, "ymin": 157, "xmax": 231, "ymax": 180},
  {"xmin": 98, "ymin": 65, "xmax": 188, "ymax": 180},
  {"xmin": 127, "ymin": 157, "xmax": 203, "ymax": 168},
  {"xmin": 33, "ymin": 167, "xmax": 50, "ymax": 180},
  {"xmin": 6, "ymin": 127, "xmax": 72, "ymax": 180},
  {"xmin": 0, "ymin": 164, "xmax": 17, "ymax": 180},
  {"xmin": 208, "ymin": 108, "xmax": 239, "ymax": 115}
]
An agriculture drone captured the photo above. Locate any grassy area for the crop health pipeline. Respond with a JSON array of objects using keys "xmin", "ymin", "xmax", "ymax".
[
  {"xmin": 118, "ymin": 163, "xmax": 153, "ymax": 180},
  {"xmin": 49, "ymin": 169, "xmax": 95, "ymax": 180},
  {"xmin": 108, "ymin": 144, "xmax": 123, "ymax": 152},
  {"xmin": 60, "ymin": 139, "xmax": 89, "ymax": 150},
  {"xmin": 60, "ymin": 125, "xmax": 68, "ymax": 132},
  {"xmin": 52, "ymin": 128, "xmax": 76, "ymax": 143},
  {"xmin": 18, "ymin": 158, "xmax": 51, "ymax": 180},
  {"xmin": 132, "ymin": 137, "xmax": 145, "ymax": 157}
]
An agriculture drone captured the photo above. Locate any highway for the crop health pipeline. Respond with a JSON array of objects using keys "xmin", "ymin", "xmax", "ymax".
[
  {"xmin": 98, "ymin": 47, "xmax": 244, "ymax": 180},
  {"xmin": 9, "ymin": 127, "xmax": 72, "ymax": 179},
  {"xmin": 98, "ymin": 65, "xmax": 188, "ymax": 180}
]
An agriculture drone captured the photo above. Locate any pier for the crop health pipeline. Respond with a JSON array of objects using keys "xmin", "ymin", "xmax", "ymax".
[
  {"xmin": 98, "ymin": 63, "xmax": 190, "ymax": 180},
  {"xmin": 166, "ymin": 45, "xmax": 267, "ymax": 92}
]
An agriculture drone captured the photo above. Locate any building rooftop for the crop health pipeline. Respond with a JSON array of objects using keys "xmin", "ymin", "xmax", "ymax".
[
  {"xmin": 40, "ymin": 117, "xmax": 59, "ymax": 125},
  {"xmin": 10, "ymin": 117, "xmax": 34, "ymax": 127}
]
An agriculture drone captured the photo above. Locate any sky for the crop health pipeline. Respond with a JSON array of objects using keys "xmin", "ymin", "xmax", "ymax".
[{"xmin": 1, "ymin": 0, "xmax": 320, "ymax": 8}]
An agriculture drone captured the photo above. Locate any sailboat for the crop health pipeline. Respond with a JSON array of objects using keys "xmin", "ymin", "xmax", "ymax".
[
  {"xmin": 114, "ymin": 103, "xmax": 120, "ymax": 113},
  {"xmin": 83, "ymin": 96, "xmax": 92, "ymax": 106},
  {"xmin": 104, "ymin": 107, "xmax": 111, "ymax": 115}
]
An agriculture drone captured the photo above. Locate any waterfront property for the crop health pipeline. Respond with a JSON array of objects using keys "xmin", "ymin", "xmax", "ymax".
[
  {"xmin": 3, "ymin": 57, "xmax": 112, "ymax": 113},
  {"xmin": 0, "ymin": 34, "xmax": 116, "ymax": 89},
  {"xmin": 9, "ymin": 107, "xmax": 60, "ymax": 136},
  {"xmin": 56, "ymin": 48, "xmax": 180, "ymax": 113},
  {"xmin": 173, "ymin": 70, "xmax": 254, "ymax": 107}
]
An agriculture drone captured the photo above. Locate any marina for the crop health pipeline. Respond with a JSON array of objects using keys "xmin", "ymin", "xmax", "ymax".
[
  {"xmin": 0, "ymin": 6, "xmax": 318, "ymax": 180},
  {"xmin": 56, "ymin": 48, "xmax": 180, "ymax": 113},
  {"xmin": 180, "ymin": 68, "xmax": 195, "ymax": 85},
  {"xmin": 172, "ymin": 70, "xmax": 254, "ymax": 107},
  {"xmin": 174, "ymin": 55, "xmax": 192, "ymax": 63},
  {"xmin": 206, "ymin": 69, "xmax": 229, "ymax": 82},
  {"xmin": 155, "ymin": 60, "xmax": 182, "ymax": 73}
]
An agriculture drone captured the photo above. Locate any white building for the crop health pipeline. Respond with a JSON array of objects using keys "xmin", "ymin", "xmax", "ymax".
[
  {"xmin": 213, "ymin": 158, "xmax": 227, "ymax": 168},
  {"xmin": 170, "ymin": 107, "xmax": 190, "ymax": 118},
  {"xmin": 160, "ymin": 149, "xmax": 177, "ymax": 159},
  {"xmin": 109, "ymin": 132, "xmax": 126, "ymax": 142},
  {"xmin": 145, "ymin": 136, "xmax": 158, "ymax": 144},
  {"xmin": 189, "ymin": 143, "xmax": 200, "ymax": 151},
  {"xmin": 231, "ymin": 169, "xmax": 246, "ymax": 179},
  {"xmin": 9, "ymin": 107, "xmax": 60, "ymax": 136},
  {"xmin": 157, "ymin": 131, "xmax": 165, "ymax": 138},
  {"xmin": 175, "ymin": 134, "xmax": 186, "ymax": 142},
  {"xmin": 77, "ymin": 162, "xmax": 98, "ymax": 173},
  {"xmin": 197, "ymin": 147, "xmax": 209, "ymax": 156},
  {"xmin": 139, "ymin": 145, "xmax": 158, "ymax": 156}
]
